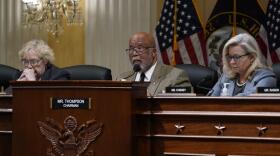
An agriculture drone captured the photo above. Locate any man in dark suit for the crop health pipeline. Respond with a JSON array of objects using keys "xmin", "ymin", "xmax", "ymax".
[{"xmin": 117, "ymin": 32, "xmax": 191, "ymax": 96}]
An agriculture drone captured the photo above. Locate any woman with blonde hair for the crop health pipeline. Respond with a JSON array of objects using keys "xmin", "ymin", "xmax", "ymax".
[
  {"xmin": 17, "ymin": 39, "xmax": 70, "ymax": 81},
  {"xmin": 209, "ymin": 33, "xmax": 276, "ymax": 96}
]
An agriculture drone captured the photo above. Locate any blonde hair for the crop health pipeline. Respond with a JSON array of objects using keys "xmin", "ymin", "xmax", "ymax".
[
  {"xmin": 222, "ymin": 33, "xmax": 266, "ymax": 79},
  {"xmin": 18, "ymin": 39, "xmax": 55, "ymax": 63}
]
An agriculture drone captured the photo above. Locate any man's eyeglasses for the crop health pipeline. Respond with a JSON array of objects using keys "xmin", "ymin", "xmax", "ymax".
[
  {"xmin": 21, "ymin": 59, "xmax": 42, "ymax": 67},
  {"xmin": 125, "ymin": 46, "xmax": 154, "ymax": 55},
  {"xmin": 226, "ymin": 53, "xmax": 249, "ymax": 62}
]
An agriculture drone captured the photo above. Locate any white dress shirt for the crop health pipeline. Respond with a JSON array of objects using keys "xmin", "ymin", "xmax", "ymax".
[{"xmin": 135, "ymin": 62, "xmax": 157, "ymax": 82}]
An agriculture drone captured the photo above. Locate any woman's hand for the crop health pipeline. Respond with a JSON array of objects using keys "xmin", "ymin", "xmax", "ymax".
[{"xmin": 17, "ymin": 68, "xmax": 36, "ymax": 81}]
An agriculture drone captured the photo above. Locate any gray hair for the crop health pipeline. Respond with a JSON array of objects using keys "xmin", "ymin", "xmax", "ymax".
[
  {"xmin": 18, "ymin": 39, "xmax": 55, "ymax": 63},
  {"xmin": 222, "ymin": 33, "xmax": 266, "ymax": 79}
]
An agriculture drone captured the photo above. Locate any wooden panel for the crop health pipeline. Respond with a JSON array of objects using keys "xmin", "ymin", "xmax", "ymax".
[
  {"xmin": 0, "ymin": 133, "xmax": 12, "ymax": 156},
  {"xmin": 134, "ymin": 96, "xmax": 280, "ymax": 156},
  {"xmin": 4, "ymin": 86, "xmax": 280, "ymax": 156},
  {"xmin": 150, "ymin": 138, "xmax": 280, "ymax": 156},
  {"xmin": 0, "ymin": 95, "xmax": 12, "ymax": 156},
  {"xmin": 147, "ymin": 116, "xmax": 280, "ymax": 137},
  {"xmin": 11, "ymin": 81, "xmax": 147, "ymax": 156},
  {"xmin": 136, "ymin": 97, "xmax": 280, "ymax": 112}
]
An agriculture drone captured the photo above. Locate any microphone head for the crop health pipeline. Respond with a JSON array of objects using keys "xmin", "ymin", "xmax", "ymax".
[{"xmin": 133, "ymin": 64, "xmax": 141, "ymax": 72}]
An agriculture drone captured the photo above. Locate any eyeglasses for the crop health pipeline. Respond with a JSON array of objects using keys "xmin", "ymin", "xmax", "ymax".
[
  {"xmin": 21, "ymin": 59, "xmax": 42, "ymax": 67},
  {"xmin": 125, "ymin": 46, "xmax": 154, "ymax": 55},
  {"xmin": 226, "ymin": 53, "xmax": 249, "ymax": 62}
]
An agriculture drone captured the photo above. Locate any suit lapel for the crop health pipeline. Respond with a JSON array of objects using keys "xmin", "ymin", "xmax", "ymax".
[
  {"xmin": 150, "ymin": 64, "xmax": 165, "ymax": 82},
  {"xmin": 148, "ymin": 64, "xmax": 166, "ymax": 95}
]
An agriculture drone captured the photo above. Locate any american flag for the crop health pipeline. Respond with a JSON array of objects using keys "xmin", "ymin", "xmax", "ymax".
[
  {"xmin": 265, "ymin": 0, "xmax": 280, "ymax": 63},
  {"xmin": 155, "ymin": 0, "xmax": 207, "ymax": 66}
]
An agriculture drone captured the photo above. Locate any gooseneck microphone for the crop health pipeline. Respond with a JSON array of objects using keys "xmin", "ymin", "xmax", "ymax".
[
  {"xmin": 133, "ymin": 64, "xmax": 141, "ymax": 72},
  {"xmin": 122, "ymin": 64, "xmax": 142, "ymax": 80}
]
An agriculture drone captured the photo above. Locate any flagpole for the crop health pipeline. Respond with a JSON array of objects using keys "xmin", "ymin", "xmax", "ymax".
[
  {"xmin": 256, "ymin": 0, "xmax": 266, "ymax": 13},
  {"xmin": 192, "ymin": 0, "xmax": 208, "ymax": 66},
  {"xmin": 172, "ymin": 0, "xmax": 178, "ymax": 65},
  {"xmin": 233, "ymin": 0, "xmax": 237, "ymax": 36},
  {"xmin": 192, "ymin": 0, "xmax": 205, "ymax": 32}
]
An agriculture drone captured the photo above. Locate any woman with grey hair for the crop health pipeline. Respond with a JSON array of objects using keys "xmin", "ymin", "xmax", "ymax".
[
  {"xmin": 209, "ymin": 33, "xmax": 276, "ymax": 96},
  {"xmin": 17, "ymin": 39, "xmax": 70, "ymax": 81}
]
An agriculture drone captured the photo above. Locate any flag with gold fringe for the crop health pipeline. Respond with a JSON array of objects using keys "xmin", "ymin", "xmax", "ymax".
[{"xmin": 205, "ymin": 0, "xmax": 271, "ymax": 73}]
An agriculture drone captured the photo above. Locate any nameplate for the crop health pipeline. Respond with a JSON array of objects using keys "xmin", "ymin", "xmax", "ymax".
[
  {"xmin": 50, "ymin": 97, "xmax": 91, "ymax": 109},
  {"xmin": 257, "ymin": 87, "xmax": 280, "ymax": 93},
  {"xmin": 165, "ymin": 86, "xmax": 192, "ymax": 93}
]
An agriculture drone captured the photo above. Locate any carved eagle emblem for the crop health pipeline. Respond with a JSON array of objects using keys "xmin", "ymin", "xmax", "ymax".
[{"xmin": 37, "ymin": 116, "xmax": 103, "ymax": 156}]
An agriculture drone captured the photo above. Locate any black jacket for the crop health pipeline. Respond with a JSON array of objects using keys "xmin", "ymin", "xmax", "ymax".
[
  {"xmin": 5, "ymin": 63, "xmax": 70, "ymax": 94},
  {"xmin": 15, "ymin": 63, "xmax": 70, "ymax": 80},
  {"xmin": 40, "ymin": 63, "xmax": 70, "ymax": 80}
]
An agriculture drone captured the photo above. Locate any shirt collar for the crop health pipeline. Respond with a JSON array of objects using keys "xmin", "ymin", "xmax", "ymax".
[{"xmin": 135, "ymin": 62, "xmax": 157, "ymax": 82}]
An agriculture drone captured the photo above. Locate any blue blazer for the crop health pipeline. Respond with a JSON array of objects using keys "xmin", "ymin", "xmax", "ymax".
[{"xmin": 210, "ymin": 68, "xmax": 276, "ymax": 96}]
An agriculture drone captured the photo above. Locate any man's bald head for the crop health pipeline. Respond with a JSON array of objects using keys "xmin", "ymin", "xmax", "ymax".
[
  {"xmin": 129, "ymin": 32, "xmax": 155, "ymax": 48},
  {"xmin": 128, "ymin": 32, "xmax": 157, "ymax": 73}
]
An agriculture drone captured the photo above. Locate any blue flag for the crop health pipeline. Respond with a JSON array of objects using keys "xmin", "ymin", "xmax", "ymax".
[{"xmin": 205, "ymin": 0, "xmax": 270, "ymax": 72}]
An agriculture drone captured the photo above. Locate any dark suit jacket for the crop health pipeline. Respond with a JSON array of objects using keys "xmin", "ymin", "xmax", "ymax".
[
  {"xmin": 117, "ymin": 63, "xmax": 191, "ymax": 96},
  {"xmin": 14, "ymin": 63, "xmax": 70, "ymax": 80},
  {"xmin": 40, "ymin": 63, "xmax": 70, "ymax": 80},
  {"xmin": 5, "ymin": 63, "xmax": 70, "ymax": 94}
]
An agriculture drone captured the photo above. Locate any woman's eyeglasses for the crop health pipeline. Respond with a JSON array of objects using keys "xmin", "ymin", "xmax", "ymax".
[
  {"xmin": 21, "ymin": 59, "xmax": 42, "ymax": 67},
  {"xmin": 226, "ymin": 53, "xmax": 249, "ymax": 62}
]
